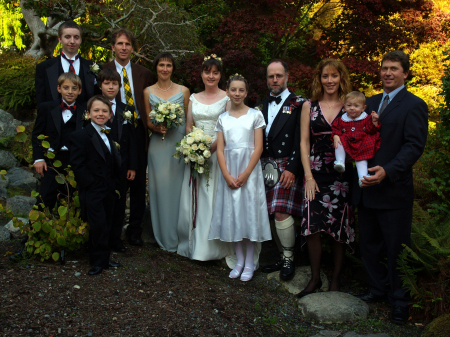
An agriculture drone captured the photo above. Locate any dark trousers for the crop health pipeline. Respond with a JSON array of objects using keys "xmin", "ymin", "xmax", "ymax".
[
  {"xmin": 85, "ymin": 182, "xmax": 114, "ymax": 268},
  {"xmin": 126, "ymin": 122, "xmax": 147, "ymax": 237},
  {"xmin": 109, "ymin": 164, "xmax": 128, "ymax": 248},
  {"xmin": 358, "ymin": 204, "xmax": 412, "ymax": 307},
  {"xmin": 36, "ymin": 152, "xmax": 72, "ymax": 210}
]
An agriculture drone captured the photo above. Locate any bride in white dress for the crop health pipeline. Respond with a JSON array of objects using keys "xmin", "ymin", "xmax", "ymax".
[{"xmin": 177, "ymin": 56, "xmax": 235, "ymax": 265}]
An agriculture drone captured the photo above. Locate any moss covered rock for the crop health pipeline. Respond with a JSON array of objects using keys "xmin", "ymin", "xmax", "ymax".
[{"xmin": 422, "ymin": 314, "xmax": 450, "ymax": 337}]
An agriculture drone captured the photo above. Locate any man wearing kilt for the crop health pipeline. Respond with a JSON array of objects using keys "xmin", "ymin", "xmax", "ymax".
[{"xmin": 258, "ymin": 60, "xmax": 305, "ymax": 281}]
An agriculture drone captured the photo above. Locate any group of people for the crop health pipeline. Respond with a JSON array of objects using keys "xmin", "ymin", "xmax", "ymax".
[{"xmin": 30, "ymin": 20, "xmax": 429, "ymax": 325}]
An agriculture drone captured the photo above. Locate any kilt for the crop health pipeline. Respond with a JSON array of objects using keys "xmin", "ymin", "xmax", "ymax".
[{"xmin": 261, "ymin": 156, "xmax": 303, "ymax": 217}]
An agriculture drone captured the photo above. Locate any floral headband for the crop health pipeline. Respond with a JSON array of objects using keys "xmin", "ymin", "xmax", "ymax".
[
  {"xmin": 203, "ymin": 54, "xmax": 222, "ymax": 65},
  {"xmin": 229, "ymin": 73, "xmax": 243, "ymax": 79}
]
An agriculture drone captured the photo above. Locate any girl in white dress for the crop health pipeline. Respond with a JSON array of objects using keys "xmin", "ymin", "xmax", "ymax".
[
  {"xmin": 209, "ymin": 75, "xmax": 271, "ymax": 281},
  {"xmin": 177, "ymin": 55, "xmax": 235, "ymax": 264}
]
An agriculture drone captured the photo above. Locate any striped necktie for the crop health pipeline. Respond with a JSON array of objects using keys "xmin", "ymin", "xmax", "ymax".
[
  {"xmin": 61, "ymin": 52, "xmax": 79, "ymax": 74},
  {"xmin": 378, "ymin": 95, "xmax": 389, "ymax": 116},
  {"xmin": 122, "ymin": 67, "xmax": 135, "ymax": 108}
]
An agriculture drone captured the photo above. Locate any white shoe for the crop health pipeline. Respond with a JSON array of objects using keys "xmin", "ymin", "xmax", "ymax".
[
  {"xmin": 334, "ymin": 161, "xmax": 345, "ymax": 173},
  {"xmin": 240, "ymin": 267, "xmax": 254, "ymax": 282},
  {"xmin": 359, "ymin": 177, "xmax": 365, "ymax": 188},
  {"xmin": 229, "ymin": 264, "xmax": 243, "ymax": 279}
]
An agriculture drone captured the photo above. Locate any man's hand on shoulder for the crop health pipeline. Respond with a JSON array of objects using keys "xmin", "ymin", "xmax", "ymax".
[{"xmin": 361, "ymin": 166, "xmax": 386, "ymax": 187}]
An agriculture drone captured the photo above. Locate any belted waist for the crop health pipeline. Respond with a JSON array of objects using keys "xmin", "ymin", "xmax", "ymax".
[{"xmin": 225, "ymin": 142, "xmax": 254, "ymax": 150}]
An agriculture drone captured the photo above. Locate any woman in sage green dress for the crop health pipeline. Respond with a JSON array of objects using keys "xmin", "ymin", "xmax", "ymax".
[{"xmin": 144, "ymin": 52, "xmax": 190, "ymax": 252}]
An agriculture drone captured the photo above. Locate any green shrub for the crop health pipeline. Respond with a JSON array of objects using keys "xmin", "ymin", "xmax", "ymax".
[
  {"xmin": 421, "ymin": 313, "xmax": 450, "ymax": 337},
  {"xmin": 0, "ymin": 53, "xmax": 38, "ymax": 110}
]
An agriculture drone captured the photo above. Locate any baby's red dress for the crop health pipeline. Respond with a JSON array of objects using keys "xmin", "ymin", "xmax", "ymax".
[{"xmin": 331, "ymin": 112, "xmax": 381, "ymax": 161}]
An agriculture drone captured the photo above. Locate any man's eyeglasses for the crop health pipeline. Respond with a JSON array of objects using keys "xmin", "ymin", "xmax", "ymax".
[{"xmin": 267, "ymin": 74, "xmax": 285, "ymax": 80}]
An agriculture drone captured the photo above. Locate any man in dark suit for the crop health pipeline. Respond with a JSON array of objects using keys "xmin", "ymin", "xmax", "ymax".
[
  {"xmin": 70, "ymin": 96, "xmax": 121, "ymax": 275},
  {"xmin": 35, "ymin": 20, "xmax": 98, "ymax": 106},
  {"xmin": 354, "ymin": 51, "xmax": 428, "ymax": 324},
  {"xmin": 102, "ymin": 28, "xmax": 153, "ymax": 246},
  {"xmin": 32, "ymin": 72, "xmax": 86, "ymax": 209},
  {"xmin": 258, "ymin": 60, "xmax": 305, "ymax": 281},
  {"xmin": 97, "ymin": 68, "xmax": 138, "ymax": 253}
]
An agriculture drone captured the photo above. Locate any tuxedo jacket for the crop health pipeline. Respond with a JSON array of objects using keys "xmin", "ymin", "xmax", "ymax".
[
  {"xmin": 35, "ymin": 55, "xmax": 99, "ymax": 107},
  {"xmin": 352, "ymin": 88, "xmax": 428, "ymax": 209},
  {"xmin": 102, "ymin": 61, "xmax": 153, "ymax": 130},
  {"xmin": 31, "ymin": 99, "xmax": 87, "ymax": 161},
  {"xmin": 257, "ymin": 93, "xmax": 305, "ymax": 176},
  {"xmin": 69, "ymin": 123, "xmax": 121, "ymax": 191},
  {"xmin": 106, "ymin": 101, "xmax": 138, "ymax": 171}
]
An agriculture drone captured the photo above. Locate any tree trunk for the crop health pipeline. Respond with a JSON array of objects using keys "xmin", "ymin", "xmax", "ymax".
[{"xmin": 20, "ymin": 0, "xmax": 60, "ymax": 59}]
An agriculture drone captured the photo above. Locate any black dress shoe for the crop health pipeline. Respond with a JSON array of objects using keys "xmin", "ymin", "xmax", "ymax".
[
  {"xmin": 261, "ymin": 258, "xmax": 283, "ymax": 273},
  {"xmin": 355, "ymin": 292, "xmax": 387, "ymax": 303},
  {"xmin": 108, "ymin": 260, "xmax": 121, "ymax": 268},
  {"xmin": 112, "ymin": 245, "xmax": 127, "ymax": 253},
  {"xmin": 279, "ymin": 256, "xmax": 295, "ymax": 281},
  {"xmin": 297, "ymin": 280, "xmax": 322, "ymax": 298},
  {"xmin": 390, "ymin": 305, "xmax": 408, "ymax": 325},
  {"xmin": 88, "ymin": 267, "xmax": 103, "ymax": 275},
  {"xmin": 128, "ymin": 235, "xmax": 143, "ymax": 246}
]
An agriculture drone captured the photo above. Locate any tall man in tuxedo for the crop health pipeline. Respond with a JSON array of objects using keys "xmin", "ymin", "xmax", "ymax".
[
  {"xmin": 258, "ymin": 60, "xmax": 305, "ymax": 281},
  {"xmin": 35, "ymin": 21, "xmax": 98, "ymax": 106},
  {"xmin": 354, "ymin": 51, "xmax": 428, "ymax": 324},
  {"xmin": 102, "ymin": 28, "xmax": 153, "ymax": 246}
]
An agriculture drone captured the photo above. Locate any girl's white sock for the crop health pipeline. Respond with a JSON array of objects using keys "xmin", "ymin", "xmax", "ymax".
[
  {"xmin": 229, "ymin": 241, "xmax": 244, "ymax": 278},
  {"xmin": 335, "ymin": 143, "xmax": 346, "ymax": 163},
  {"xmin": 244, "ymin": 239, "xmax": 255, "ymax": 271},
  {"xmin": 356, "ymin": 160, "xmax": 369, "ymax": 179}
]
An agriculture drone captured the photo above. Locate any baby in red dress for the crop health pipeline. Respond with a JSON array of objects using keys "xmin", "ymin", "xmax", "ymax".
[{"xmin": 332, "ymin": 91, "xmax": 381, "ymax": 187}]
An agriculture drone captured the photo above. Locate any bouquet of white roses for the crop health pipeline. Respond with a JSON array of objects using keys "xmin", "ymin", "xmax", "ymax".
[
  {"xmin": 148, "ymin": 101, "xmax": 184, "ymax": 140},
  {"xmin": 174, "ymin": 126, "xmax": 213, "ymax": 184}
]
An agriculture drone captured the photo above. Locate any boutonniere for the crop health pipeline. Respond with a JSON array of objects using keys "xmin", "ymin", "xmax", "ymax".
[
  {"xmin": 82, "ymin": 110, "xmax": 89, "ymax": 120},
  {"xmin": 282, "ymin": 106, "xmax": 292, "ymax": 114},
  {"xmin": 113, "ymin": 141, "xmax": 120, "ymax": 150},
  {"xmin": 121, "ymin": 109, "xmax": 133, "ymax": 124},
  {"xmin": 89, "ymin": 62, "xmax": 100, "ymax": 76},
  {"xmin": 255, "ymin": 104, "xmax": 264, "ymax": 111},
  {"xmin": 289, "ymin": 95, "xmax": 306, "ymax": 109}
]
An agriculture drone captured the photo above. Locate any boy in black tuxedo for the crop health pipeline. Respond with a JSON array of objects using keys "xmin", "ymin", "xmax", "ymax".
[
  {"xmin": 35, "ymin": 20, "xmax": 99, "ymax": 106},
  {"xmin": 70, "ymin": 95, "xmax": 121, "ymax": 275},
  {"xmin": 97, "ymin": 69, "xmax": 138, "ymax": 253},
  {"xmin": 32, "ymin": 72, "xmax": 86, "ymax": 209}
]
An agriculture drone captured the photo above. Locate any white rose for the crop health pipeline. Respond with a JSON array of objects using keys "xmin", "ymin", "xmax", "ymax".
[
  {"xmin": 191, "ymin": 144, "xmax": 198, "ymax": 151},
  {"xmin": 197, "ymin": 166, "xmax": 204, "ymax": 174},
  {"xmin": 181, "ymin": 138, "xmax": 186, "ymax": 145},
  {"xmin": 183, "ymin": 143, "xmax": 190, "ymax": 149},
  {"xmin": 186, "ymin": 137, "xmax": 195, "ymax": 145},
  {"xmin": 170, "ymin": 114, "xmax": 176, "ymax": 119},
  {"xmin": 148, "ymin": 111, "xmax": 156, "ymax": 119},
  {"xmin": 158, "ymin": 105, "xmax": 165, "ymax": 112},
  {"xmin": 197, "ymin": 156, "xmax": 205, "ymax": 165},
  {"xmin": 189, "ymin": 153, "xmax": 197, "ymax": 162},
  {"xmin": 173, "ymin": 152, "xmax": 180, "ymax": 159},
  {"xmin": 203, "ymin": 150, "xmax": 211, "ymax": 158},
  {"xmin": 175, "ymin": 146, "xmax": 181, "ymax": 152},
  {"xmin": 124, "ymin": 110, "xmax": 132, "ymax": 119},
  {"xmin": 184, "ymin": 157, "xmax": 190, "ymax": 164},
  {"xmin": 156, "ymin": 115, "xmax": 164, "ymax": 123},
  {"xmin": 178, "ymin": 118, "xmax": 183, "ymax": 123},
  {"xmin": 93, "ymin": 63, "xmax": 100, "ymax": 72},
  {"xmin": 199, "ymin": 143, "xmax": 206, "ymax": 151},
  {"xmin": 171, "ymin": 106, "xmax": 177, "ymax": 113},
  {"xmin": 194, "ymin": 135, "xmax": 201, "ymax": 142},
  {"xmin": 182, "ymin": 149, "xmax": 189, "ymax": 155}
]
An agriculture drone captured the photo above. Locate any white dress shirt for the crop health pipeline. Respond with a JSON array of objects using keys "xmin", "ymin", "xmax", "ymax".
[
  {"xmin": 91, "ymin": 122, "xmax": 111, "ymax": 152},
  {"xmin": 61, "ymin": 54, "xmax": 80, "ymax": 75},
  {"xmin": 114, "ymin": 59, "xmax": 139, "ymax": 118},
  {"xmin": 266, "ymin": 88, "xmax": 291, "ymax": 137}
]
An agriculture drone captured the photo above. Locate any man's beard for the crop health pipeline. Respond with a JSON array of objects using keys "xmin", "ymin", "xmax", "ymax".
[{"xmin": 268, "ymin": 82, "xmax": 286, "ymax": 96}]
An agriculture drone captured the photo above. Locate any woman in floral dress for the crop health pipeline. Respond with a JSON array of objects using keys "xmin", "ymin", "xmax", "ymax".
[{"xmin": 298, "ymin": 59, "xmax": 354, "ymax": 297}]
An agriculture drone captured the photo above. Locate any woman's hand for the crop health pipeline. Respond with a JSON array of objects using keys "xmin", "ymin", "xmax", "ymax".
[
  {"xmin": 305, "ymin": 177, "xmax": 320, "ymax": 201},
  {"xmin": 225, "ymin": 174, "xmax": 239, "ymax": 189},
  {"xmin": 153, "ymin": 123, "xmax": 168, "ymax": 135},
  {"xmin": 333, "ymin": 135, "xmax": 342, "ymax": 149},
  {"xmin": 210, "ymin": 140, "xmax": 218, "ymax": 154}
]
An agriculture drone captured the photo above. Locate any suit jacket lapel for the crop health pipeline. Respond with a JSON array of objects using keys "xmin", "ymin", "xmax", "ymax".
[
  {"xmin": 75, "ymin": 104, "xmax": 85, "ymax": 130},
  {"xmin": 261, "ymin": 98, "xmax": 269, "ymax": 126},
  {"xmin": 51, "ymin": 104, "xmax": 62, "ymax": 135},
  {"xmin": 80, "ymin": 58, "xmax": 94, "ymax": 97},
  {"xmin": 270, "ymin": 93, "xmax": 295, "ymax": 139},
  {"xmin": 115, "ymin": 102, "xmax": 126, "ymax": 142},
  {"xmin": 88, "ymin": 124, "xmax": 106, "ymax": 162},
  {"xmin": 379, "ymin": 88, "xmax": 407, "ymax": 122},
  {"xmin": 47, "ymin": 57, "xmax": 61, "ymax": 101}
]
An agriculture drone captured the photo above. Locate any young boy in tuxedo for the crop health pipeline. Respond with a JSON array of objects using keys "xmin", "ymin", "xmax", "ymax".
[
  {"xmin": 32, "ymin": 72, "xmax": 86, "ymax": 210},
  {"xmin": 70, "ymin": 95, "xmax": 121, "ymax": 275},
  {"xmin": 97, "ymin": 69, "xmax": 138, "ymax": 253}
]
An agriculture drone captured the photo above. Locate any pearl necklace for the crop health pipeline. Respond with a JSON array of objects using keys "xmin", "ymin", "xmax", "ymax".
[{"xmin": 156, "ymin": 81, "xmax": 173, "ymax": 92}]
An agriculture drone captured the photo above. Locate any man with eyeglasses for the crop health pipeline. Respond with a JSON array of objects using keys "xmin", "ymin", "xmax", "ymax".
[{"xmin": 257, "ymin": 59, "xmax": 305, "ymax": 281}]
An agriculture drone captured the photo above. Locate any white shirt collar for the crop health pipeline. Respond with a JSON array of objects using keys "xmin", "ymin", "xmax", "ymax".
[
  {"xmin": 91, "ymin": 121, "xmax": 111, "ymax": 134},
  {"xmin": 114, "ymin": 59, "xmax": 131, "ymax": 71},
  {"xmin": 270, "ymin": 88, "xmax": 290, "ymax": 100},
  {"xmin": 342, "ymin": 111, "xmax": 368, "ymax": 122},
  {"xmin": 62, "ymin": 99, "xmax": 75, "ymax": 107}
]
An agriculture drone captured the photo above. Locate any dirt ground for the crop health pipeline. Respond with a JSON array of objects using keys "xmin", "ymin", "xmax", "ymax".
[{"xmin": 0, "ymin": 239, "xmax": 424, "ymax": 337}]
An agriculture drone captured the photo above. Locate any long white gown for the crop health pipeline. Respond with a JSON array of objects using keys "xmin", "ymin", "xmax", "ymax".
[{"xmin": 177, "ymin": 94, "xmax": 235, "ymax": 264}]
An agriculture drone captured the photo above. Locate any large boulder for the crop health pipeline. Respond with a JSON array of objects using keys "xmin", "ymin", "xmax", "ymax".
[
  {"xmin": 298, "ymin": 292, "xmax": 369, "ymax": 323},
  {"xmin": 7, "ymin": 167, "xmax": 38, "ymax": 193},
  {"xmin": 422, "ymin": 313, "xmax": 450, "ymax": 337},
  {"xmin": 0, "ymin": 109, "xmax": 21, "ymax": 147},
  {"xmin": 0, "ymin": 175, "xmax": 9, "ymax": 188},
  {"xmin": 267, "ymin": 265, "xmax": 329, "ymax": 294},
  {"xmin": 4, "ymin": 217, "xmax": 28, "ymax": 240},
  {"xmin": 0, "ymin": 226, "xmax": 10, "ymax": 242},
  {"xmin": 6, "ymin": 196, "xmax": 36, "ymax": 217},
  {"xmin": 0, "ymin": 187, "xmax": 7, "ymax": 200},
  {"xmin": 0, "ymin": 150, "xmax": 20, "ymax": 170}
]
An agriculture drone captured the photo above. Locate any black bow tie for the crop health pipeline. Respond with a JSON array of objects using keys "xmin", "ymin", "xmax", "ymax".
[{"xmin": 268, "ymin": 96, "xmax": 282, "ymax": 105}]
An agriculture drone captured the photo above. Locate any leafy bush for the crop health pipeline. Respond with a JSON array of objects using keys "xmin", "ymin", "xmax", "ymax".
[{"xmin": 0, "ymin": 53, "xmax": 38, "ymax": 110}]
